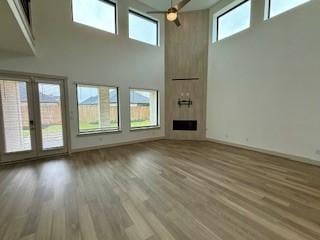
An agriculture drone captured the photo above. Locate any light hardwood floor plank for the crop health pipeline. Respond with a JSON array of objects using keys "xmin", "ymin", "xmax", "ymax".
[{"xmin": 0, "ymin": 140, "xmax": 320, "ymax": 240}]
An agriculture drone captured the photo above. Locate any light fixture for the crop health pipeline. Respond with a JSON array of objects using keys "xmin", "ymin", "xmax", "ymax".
[
  {"xmin": 147, "ymin": 0, "xmax": 191, "ymax": 27},
  {"xmin": 166, "ymin": 11, "xmax": 177, "ymax": 21}
]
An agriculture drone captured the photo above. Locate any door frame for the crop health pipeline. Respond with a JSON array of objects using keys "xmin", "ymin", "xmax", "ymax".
[
  {"xmin": 33, "ymin": 78, "xmax": 69, "ymax": 157},
  {"xmin": 0, "ymin": 70, "xmax": 71, "ymax": 163},
  {"xmin": 0, "ymin": 76, "xmax": 38, "ymax": 161}
]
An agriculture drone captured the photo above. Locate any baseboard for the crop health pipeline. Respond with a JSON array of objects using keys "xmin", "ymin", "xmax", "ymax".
[
  {"xmin": 206, "ymin": 138, "xmax": 320, "ymax": 167},
  {"xmin": 71, "ymin": 136, "xmax": 165, "ymax": 153},
  {"xmin": 0, "ymin": 153, "xmax": 68, "ymax": 166}
]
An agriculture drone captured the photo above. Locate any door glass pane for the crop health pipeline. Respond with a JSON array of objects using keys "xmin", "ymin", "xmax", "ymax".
[
  {"xmin": 0, "ymin": 80, "xmax": 32, "ymax": 153},
  {"xmin": 38, "ymin": 83, "xmax": 64, "ymax": 150}
]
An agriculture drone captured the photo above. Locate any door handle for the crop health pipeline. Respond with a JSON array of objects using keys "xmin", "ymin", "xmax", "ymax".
[{"xmin": 29, "ymin": 120, "xmax": 35, "ymax": 130}]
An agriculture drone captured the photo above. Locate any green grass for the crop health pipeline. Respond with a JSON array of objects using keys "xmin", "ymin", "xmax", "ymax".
[
  {"xmin": 80, "ymin": 120, "xmax": 152, "ymax": 130},
  {"xmin": 79, "ymin": 122, "xmax": 118, "ymax": 131},
  {"xmin": 22, "ymin": 120, "xmax": 153, "ymax": 136},
  {"xmin": 23, "ymin": 124, "xmax": 63, "ymax": 137},
  {"xmin": 130, "ymin": 120, "xmax": 151, "ymax": 128}
]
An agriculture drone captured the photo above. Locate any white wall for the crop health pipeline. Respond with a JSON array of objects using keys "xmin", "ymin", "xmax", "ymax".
[
  {"xmin": 207, "ymin": 0, "xmax": 320, "ymax": 162},
  {"xmin": 0, "ymin": 0, "xmax": 165, "ymax": 151}
]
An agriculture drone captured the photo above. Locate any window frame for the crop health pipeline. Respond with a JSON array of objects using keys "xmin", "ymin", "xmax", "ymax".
[
  {"xmin": 266, "ymin": 0, "xmax": 310, "ymax": 19},
  {"xmin": 76, "ymin": 83, "xmax": 121, "ymax": 135},
  {"xmin": 71, "ymin": 0, "xmax": 118, "ymax": 35},
  {"xmin": 215, "ymin": 0, "xmax": 251, "ymax": 41},
  {"xmin": 129, "ymin": 88, "xmax": 160, "ymax": 131},
  {"xmin": 128, "ymin": 9, "xmax": 160, "ymax": 46}
]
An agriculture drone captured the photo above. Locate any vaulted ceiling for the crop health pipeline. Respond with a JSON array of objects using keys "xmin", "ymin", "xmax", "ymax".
[{"xmin": 137, "ymin": 0, "xmax": 220, "ymax": 11}]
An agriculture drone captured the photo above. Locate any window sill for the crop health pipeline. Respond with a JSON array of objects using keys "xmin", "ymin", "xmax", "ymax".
[
  {"xmin": 77, "ymin": 129, "xmax": 122, "ymax": 136},
  {"xmin": 130, "ymin": 126, "xmax": 161, "ymax": 132}
]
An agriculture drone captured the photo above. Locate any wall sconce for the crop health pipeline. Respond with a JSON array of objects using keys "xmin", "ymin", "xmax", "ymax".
[{"xmin": 178, "ymin": 93, "xmax": 192, "ymax": 107}]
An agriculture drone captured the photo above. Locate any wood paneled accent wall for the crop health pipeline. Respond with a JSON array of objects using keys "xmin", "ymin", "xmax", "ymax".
[{"xmin": 165, "ymin": 10, "xmax": 209, "ymax": 140}]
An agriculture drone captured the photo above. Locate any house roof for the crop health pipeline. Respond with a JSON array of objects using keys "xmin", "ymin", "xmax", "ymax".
[
  {"xmin": 19, "ymin": 84, "xmax": 60, "ymax": 103},
  {"xmin": 80, "ymin": 91, "xmax": 149, "ymax": 105},
  {"xmin": 130, "ymin": 91, "xmax": 149, "ymax": 104}
]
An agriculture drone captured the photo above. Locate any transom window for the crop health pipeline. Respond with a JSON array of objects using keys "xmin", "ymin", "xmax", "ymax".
[
  {"xmin": 72, "ymin": 0, "xmax": 117, "ymax": 34},
  {"xmin": 267, "ymin": 0, "xmax": 310, "ymax": 18},
  {"xmin": 215, "ymin": 0, "xmax": 251, "ymax": 41},
  {"xmin": 129, "ymin": 10, "xmax": 159, "ymax": 46},
  {"xmin": 130, "ymin": 89, "xmax": 159, "ymax": 129},
  {"xmin": 76, "ymin": 84, "xmax": 120, "ymax": 134}
]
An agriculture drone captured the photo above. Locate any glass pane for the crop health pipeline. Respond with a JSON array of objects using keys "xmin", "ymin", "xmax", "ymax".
[
  {"xmin": 269, "ymin": 0, "xmax": 310, "ymax": 18},
  {"xmin": 0, "ymin": 80, "xmax": 31, "ymax": 153},
  {"xmin": 38, "ymin": 83, "xmax": 64, "ymax": 150},
  {"xmin": 72, "ymin": 0, "xmax": 116, "ymax": 34},
  {"xmin": 77, "ymin": 85, "xmax": 119, "ymax": 133},
  {"xmin": 129, "ymin": 11, "xmax": 158, "ymax": 46},
  {"xmin": 218, "ymin": 0, "xmax": 251, "ymax": 40},
  {"xmin": 130, "ymin": 89, "xmax": 158, "ymax": 128}
]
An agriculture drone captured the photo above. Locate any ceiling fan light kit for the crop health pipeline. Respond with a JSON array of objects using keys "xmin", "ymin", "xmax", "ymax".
[
  {"xmin": 147, "ymin": 0, "xmax": 191, "ymax": 27},
  {"xmin": 167, "ymin": 9, "xmax": 178, "ymax": 21}
]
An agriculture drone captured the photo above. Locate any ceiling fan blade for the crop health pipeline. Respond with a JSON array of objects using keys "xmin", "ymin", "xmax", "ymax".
[
  {"xmin": 146, "ymin": 11, "xmax": 168, "ymax": 14},
  {"xmin": 174, "ymin": 17, "xmax": 181, "ymax": 27},
  {"xmin": 174, "ymin": 0, "xmax": 191, "ymax": 11}
]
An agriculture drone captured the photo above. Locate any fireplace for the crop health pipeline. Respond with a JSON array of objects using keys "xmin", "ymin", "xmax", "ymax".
[{"xmin": 173, "ymin": 120, "xmax": 197, "ymax": 131}]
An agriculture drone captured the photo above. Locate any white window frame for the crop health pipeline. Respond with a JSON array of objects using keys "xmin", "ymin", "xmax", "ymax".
[
  {"xmin": 76, "ymin": 83, "xmax": 121, "ymax": 135},
  {"xmin": 212, "ymin": 0, "xmax": 251, "ymax": 43},
  {"xmin": 129, "ymin": 88, "xmax": 160, "ymax": 131},
  {"xmin": 265, "ymin": 0, "xmax": 311, "ymax": 20},
  {"xmin": 128, "ymin": 8, "xmax": 160, "ymax": 46},
  {"xmin": 71, "ymin": 0, "xmax": 118, "ymax": 35}
]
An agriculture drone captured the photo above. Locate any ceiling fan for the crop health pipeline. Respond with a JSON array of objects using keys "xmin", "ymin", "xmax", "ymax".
[{"xmin": 147, "ymin": 0, "xmax": 191, "ymax": 27}]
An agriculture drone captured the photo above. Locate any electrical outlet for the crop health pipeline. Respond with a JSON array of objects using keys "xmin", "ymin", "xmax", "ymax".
[{"xmin": 316, "ymin": 150, "xmax": 320, "ymax": 155}]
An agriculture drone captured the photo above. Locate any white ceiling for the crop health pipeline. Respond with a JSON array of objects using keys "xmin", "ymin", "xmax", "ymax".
[{"xmin": 137, "ymin": 0, "xmax": 220, "ymax": 11}]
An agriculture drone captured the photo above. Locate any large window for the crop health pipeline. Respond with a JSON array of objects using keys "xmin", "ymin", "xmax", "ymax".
[
  {"xmin": 129, "ymin": 10, "xmax": 159, "ymax": 46},
  {"xmin": 77, "ymin": 84, "xmax": 119, "ymax": 134},
  {"xmin": 216, "ymin": 0, "xmax": 251, "ymax": 41},
  {"xmin": 72, "ymin": 0, "xmax": 117, "ymax": 34},
  {"xmin": 130, "ymin": 89, "xmax": 159, "ymax": 129},
  {"xmin": 267, "ymin": 0, "xmax": 310, "ymax": 18}
]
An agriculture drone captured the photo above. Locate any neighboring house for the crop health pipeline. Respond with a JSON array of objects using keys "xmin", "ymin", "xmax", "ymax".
[
  {"xmin": 80, "ymin": 91, "xmax": 149, "ymax": 106},
  {"xmin": 19, "ymin": 84, "xmax": 60, "ymax": 103},
  {"xmin": 79, "ymin": 91, "xmax": 150, "ymax": 122},
  {"xmin": 19, "ymin": 84, "xmax": 61, "ymax": 125}
]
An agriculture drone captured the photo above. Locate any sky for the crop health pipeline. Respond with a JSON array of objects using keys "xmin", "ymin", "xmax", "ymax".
[
  {"xmin": 217, "ymin": 0, "xmax": 309, "ymax": 40},
  {"xmin": 129, "ymin": 12, "xmax": 157, "ymax": 46},
  {"xmin": 72, "ymin": 0, "xmax": 158, "ymax": 45},
  {"xmin": 269, "ymin": 0, "xmax": 310, "ymax": 18},
  {"xmin": 77, "ymin": 86, "xmax": 116, "ymax": 102},
  {"xmin": 73, "ymin": 0, "xmax": 116, "ymax": 34},
  {"xmin": 218, "ymin": 0, "xmax": 251, "ymax": 40}
]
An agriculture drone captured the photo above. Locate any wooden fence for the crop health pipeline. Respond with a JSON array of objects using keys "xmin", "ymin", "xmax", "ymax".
[{"xmin": 22, "ymin": 103, "xmax": 150, "ymax": 125}]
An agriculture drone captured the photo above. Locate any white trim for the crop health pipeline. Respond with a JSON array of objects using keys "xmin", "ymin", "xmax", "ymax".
[
  {"xmin": 75, "ymin": 83, "xmax": 121, "ymax": 135},
  {"xmin": 128, "ymin": 8, "xmax": 160, "ymax": 47},
  {"xmin": 212, "ymin": 0, "xmax": 251, "ymax": 43},
  {"xmin": 71, "ymin": 136, "xmax": 165, "ymax": 153},
  {"xmin": 7, "ymin": 0, "xmax": 35, "ymax": 54},
  {"xmin": 206, "ymin": 138, "xmax": 320, "ymax": 167}
]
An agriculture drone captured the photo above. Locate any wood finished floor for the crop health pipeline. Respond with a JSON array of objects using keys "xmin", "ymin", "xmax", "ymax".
[{"xmin": 1, "ymin": 140, "xmax": 320, "ymax": 240}]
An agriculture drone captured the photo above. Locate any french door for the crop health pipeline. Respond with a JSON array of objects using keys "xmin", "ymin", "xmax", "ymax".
[{"xmin": 0, "ymin": 76, "xmax": 68, "ymax": 163}]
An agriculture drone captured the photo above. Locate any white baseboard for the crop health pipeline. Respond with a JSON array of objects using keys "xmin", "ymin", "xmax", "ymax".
[
  {"xmin": 71, "ymin": 137, "xmax": 165, "ymax": 153},
  {"xmin": 206, "ymin": 138, "xmax": 320, "ymax": 167}
]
